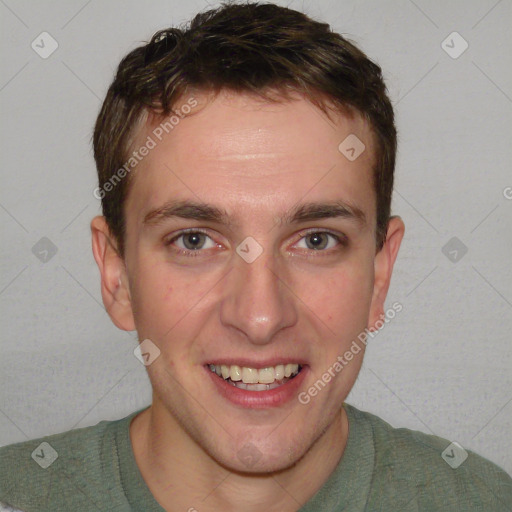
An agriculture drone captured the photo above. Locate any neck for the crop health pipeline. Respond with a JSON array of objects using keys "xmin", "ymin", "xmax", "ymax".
[{"xmin": 130, "ymin": 403, "xmax": 348, "ymax": 512}]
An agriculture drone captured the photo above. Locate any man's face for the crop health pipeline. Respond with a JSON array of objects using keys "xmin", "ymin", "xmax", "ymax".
[{"xmin": 106, "ymin": 90, "xmax": 398, "ymax": 472}]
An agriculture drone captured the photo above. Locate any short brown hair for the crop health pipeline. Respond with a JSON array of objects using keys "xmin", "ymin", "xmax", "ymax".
[{"xmin": 93, "ymin": 1, "xmax": 396, "ymax": 256}]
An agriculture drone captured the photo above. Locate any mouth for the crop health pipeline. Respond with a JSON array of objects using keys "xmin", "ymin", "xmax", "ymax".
[
  {"xmin": 207, "ymin": 363, "xmax": 303, "ymax": 391},
  {"xmin": 205, "ymin": 361, "xmax": 307, "ymax": 408}
]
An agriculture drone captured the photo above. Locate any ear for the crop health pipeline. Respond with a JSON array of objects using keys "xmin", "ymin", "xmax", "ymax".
[
  {"xmin": 91, "ymin": 216, "xmax": 136, "ymax": 331},
  {"xmin": 368, "ymin": 216, "xmax": 405, "ymax": 330}
]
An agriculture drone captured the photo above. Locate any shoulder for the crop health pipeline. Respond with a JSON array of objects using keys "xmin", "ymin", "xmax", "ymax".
[
  {"xmin": 345, "ymin": 404, "xmax": 512, "ymax": 510},
  {"xmin": 0, "ymin": 412, "xmax": 135, "ymax": 512}
]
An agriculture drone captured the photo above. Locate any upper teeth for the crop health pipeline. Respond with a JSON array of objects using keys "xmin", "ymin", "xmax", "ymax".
[{"xmin": 209, "ymin": 363, "xmax": 300, "ymax": 384}]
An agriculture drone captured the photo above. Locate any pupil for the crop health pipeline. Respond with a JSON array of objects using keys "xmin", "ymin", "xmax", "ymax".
[
  {"xmin": 308, "ymin": 233, "xmax": 327, "ymax": 250},
  {"xmin": 185, "ymin": 233, "xmax": 203, "ymax": 250}
]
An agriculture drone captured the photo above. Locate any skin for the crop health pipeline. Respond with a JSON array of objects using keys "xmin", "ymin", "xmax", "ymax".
[{"xmin": 91, "ymin": 89, "xmax": 404, "ymax": 511}]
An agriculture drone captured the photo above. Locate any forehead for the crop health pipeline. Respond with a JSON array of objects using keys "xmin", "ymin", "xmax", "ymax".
[{"xmin": 125, "ymin": 90, "xmax": 376, "ymax": 226}]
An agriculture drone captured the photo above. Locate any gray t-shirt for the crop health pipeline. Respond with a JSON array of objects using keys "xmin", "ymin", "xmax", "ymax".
[{"xmin": 1, "ymin": 403, "xmax": 511, "ymax": 511}]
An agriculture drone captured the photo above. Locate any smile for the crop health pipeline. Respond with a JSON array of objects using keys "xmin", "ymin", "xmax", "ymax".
[{"xmin": 208, "ymin": 363, "xmax": 302, "ymax": 391}]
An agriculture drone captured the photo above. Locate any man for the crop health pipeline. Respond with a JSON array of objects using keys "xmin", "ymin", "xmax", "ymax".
[{"xmin": 1, "ymin": 2, "xmax": 511, "ymax": 511}]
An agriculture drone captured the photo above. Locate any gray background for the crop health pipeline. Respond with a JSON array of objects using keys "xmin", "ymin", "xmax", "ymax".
[{"xmin": 1, "ymin": 0, "xmax": 511, "ymax": 475}]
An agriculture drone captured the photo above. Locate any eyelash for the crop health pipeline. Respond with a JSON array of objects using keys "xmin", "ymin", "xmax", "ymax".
[{"xmin": 164, "ymin": 228, "xmax": 348, "ymax": 258}]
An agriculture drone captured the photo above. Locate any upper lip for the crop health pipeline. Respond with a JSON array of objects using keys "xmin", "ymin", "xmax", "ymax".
[{"xmin": 205, "ymin": 358, "xmax": 308, "ymax": 369}]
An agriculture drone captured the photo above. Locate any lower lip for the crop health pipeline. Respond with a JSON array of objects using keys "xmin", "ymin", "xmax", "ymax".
[{"xmin": 205, "ymin": 366, "xmax": 308, "ymax": 409}]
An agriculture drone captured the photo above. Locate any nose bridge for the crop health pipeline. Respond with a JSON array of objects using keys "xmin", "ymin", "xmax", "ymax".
[{"xmin": 220, "ymin": 246, "xmax": 297, "ymax": 344}]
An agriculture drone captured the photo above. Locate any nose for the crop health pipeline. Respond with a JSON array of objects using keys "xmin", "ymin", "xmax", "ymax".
[{"xmin": 220, "ymin": 248, "xmax": 298, "ymax": 345}]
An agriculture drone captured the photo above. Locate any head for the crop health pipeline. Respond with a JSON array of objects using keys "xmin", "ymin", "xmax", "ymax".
[{"xmin": 91, "ymin": 1, "xmax": 404, "ymax": 473}]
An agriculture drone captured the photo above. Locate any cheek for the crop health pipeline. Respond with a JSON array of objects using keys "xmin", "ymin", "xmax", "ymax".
[
  {"xmin": 129, "ymin": 258, "xmax": 221, "ymax": 339},
  {"xmin": 128, "ymin": 259, "xmax": 177, "ymax": 335},
  {"xmin": 298, "ymin": 260, "xmax": 374, "ymax": 330}
]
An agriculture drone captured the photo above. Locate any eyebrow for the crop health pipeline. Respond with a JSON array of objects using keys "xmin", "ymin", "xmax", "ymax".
[{"xmin": 143, "ymin": 199, "xmax": 366, "ymax": 227}]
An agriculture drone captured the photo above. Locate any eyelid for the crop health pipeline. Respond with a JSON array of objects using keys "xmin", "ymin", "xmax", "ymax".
[{"xmin": 295, "ymin": 227, "xmax": 347, "ymax": 241}]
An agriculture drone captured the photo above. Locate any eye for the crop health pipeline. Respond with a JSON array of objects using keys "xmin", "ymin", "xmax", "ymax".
[
  {"xmin": 165, "ymin": 229, "xmax": 218, "ymax": 253},
  {"xmin": 295, "ymin": 231, "xmax": 346, "ymax": 251},
  {"xmin": 164, "ymin": 229, "xmax": 347, "ymax": 258}
]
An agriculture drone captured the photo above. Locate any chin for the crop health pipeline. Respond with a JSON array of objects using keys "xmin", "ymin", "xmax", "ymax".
[{"xmin": 211, "ymin": 432, "xmax": 310, "ymax": 475}]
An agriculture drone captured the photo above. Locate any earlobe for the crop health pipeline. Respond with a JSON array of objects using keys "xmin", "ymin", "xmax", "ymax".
[
  {"xmin": 91, "ymin": 216, "xmax": 136, "ymax": 331},
  {"xmin": 368, "ymin": 216, "xmax": 405, "ymax": 330}
]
